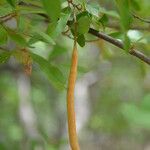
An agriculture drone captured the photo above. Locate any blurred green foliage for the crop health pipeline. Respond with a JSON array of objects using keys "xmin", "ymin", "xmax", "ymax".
[{"xmin": 0, "ymin": 0, "xmax": 150, "ymax": 149}]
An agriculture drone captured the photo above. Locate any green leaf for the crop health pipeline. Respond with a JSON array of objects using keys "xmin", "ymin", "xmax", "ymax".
[
  {"xmin": 99, "ymin": 14, "xmax": 109, "ymax": 28},
  {"xmin": 46, "ymin": 22, "xmax": 57, "ymax": 37},
  {"xmin": 0, "ymin": 51, "xmax": 11, "ymax": 64},
  {"xmin": 77, "ymin": 34, "xmax": 85, "ymax": 47},
  {"xmin": 86, "ymin": 3, "xmax": 100, "ymax": 17},
  {"xmin": 123, "ymin": 34, "xmax": 131, "ymax": 51},
  {"xmin": 99, "ymin": 8, "xmax": 119, "ymax": 19},
  {"xmin": 0, "ymin": 4, "xmax": 13, "ymax": 16},
  {"xmin": 35, "ymin": 31, "xmax": 55, "ymax": 45},
  {"xmin": 78, "ymin": 15, "xmax": 91, "ymax": 34},
  {"xmin": 47, "ymin": 9, "xmax": 71, "ymax": 39},
  {"xmin": 0, "ymin": 25, "xmax": 8, "ymax": 45},
  {"xmin": 18, "ymin": 5, "xmax": 45, "ymax": 15},
  {"xmin": 76, "ymin": 11, "xmax": 92, "ymax": 20},
  {"xmin": 28, "ymin": 33, "xmax": 54, "ymax": 45},
  {"xmin": 116, "ymin": 0, "xmax": 132, "ymax": 30},
  {"xmin": 31, "ymin": 53, "xmax": 66, "ymax": 89},
  {"xmin": 30, "ymin": 26, "xmax": 55, "ymax": 45},
  {"xmin": 18, "ymin": 16, "xmax": 30, "ymax": 32},
  {"xmin": 109, "ymin": 32, "xmax": 123, "ymax": 39},
  {"xmin": 7, "ymin": 29, "xmax": 27, "ymax": 47},
  {"xmin": 49, "ymin": 45, "xmax": 67, "ymax": 59},
  {"xmin": 86, "ymin": 3, "xmax": 119, "ymax": 18},
  {"xmin": 42, "ymin": 0, "xmax": 61, "ymax": 22},
  {"xmin": 6, "ymin": 0, "xmax": 16, "ymax": 7},
  {"xmin": 115, "ymin": 0, "xmax": 132, "ymax": 52},
  {"xmin": 28, "ymin": 34, "xmax": 43, "ymax": 45}
]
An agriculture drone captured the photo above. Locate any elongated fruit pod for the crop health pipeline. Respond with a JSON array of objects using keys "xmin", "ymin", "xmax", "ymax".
[{"xmin": 67, "ymin": 41, "xmax": 80, "ymax": 150}]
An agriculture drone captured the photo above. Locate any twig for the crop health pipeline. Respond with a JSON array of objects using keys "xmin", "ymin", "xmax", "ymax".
[
  {"xmin": 132, "ymin": 13, "xmax": 150, "ymax": 24},
  {"xmin": 0, "ymin": 13, "xmax": 16, "ymax": 23},
  {"xmin": 89, "ymin": 28, "xmax": 150, "ymax": 65},
  {"xmin": 106, "ymin": 23, "xmax": 150, "ymax": 31}
]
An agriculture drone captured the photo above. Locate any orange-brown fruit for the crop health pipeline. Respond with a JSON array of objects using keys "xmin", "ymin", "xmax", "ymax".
[{"xmin": 67, "ymin": 41, "xmax": 80, "ymax": 150}]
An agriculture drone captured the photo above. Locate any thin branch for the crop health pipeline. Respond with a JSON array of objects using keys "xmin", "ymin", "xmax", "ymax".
[
  {"xmin": 132, "ymin": 13, "xmax": 150, "ymax": 24},
  {"xmin": 0, "ymin": 13, "xmax": 16, "ymax": 23},
  {"xmin": 106, "ymin": 23, "xmax": 150, "ymax": 31},
  {"xmin": 89, "ymin": 28, "xmax": 150, "ymax": 65}
]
